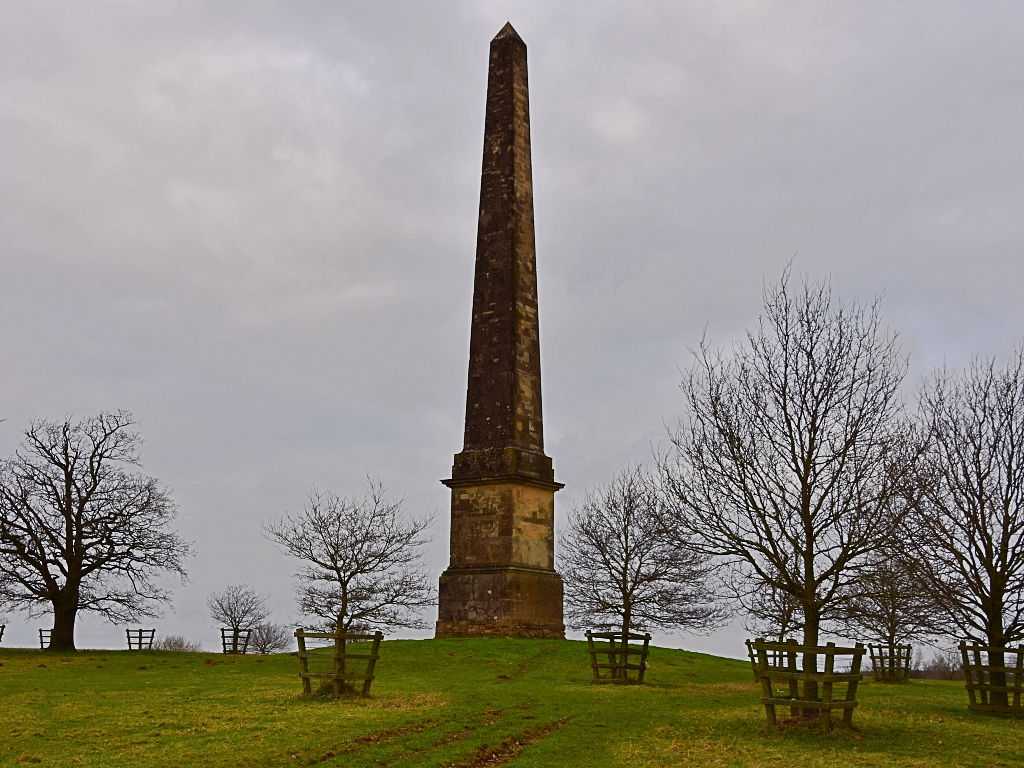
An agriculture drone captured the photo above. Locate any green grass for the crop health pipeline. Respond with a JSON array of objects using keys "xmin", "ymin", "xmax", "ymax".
[{"xmin": 1, "ymin": 638, "xmax": 1022, "ymax": 767}]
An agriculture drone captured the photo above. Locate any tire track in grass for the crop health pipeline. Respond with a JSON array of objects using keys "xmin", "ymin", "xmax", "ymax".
[
  {"xmin": 310, "ymin": 705, "xmax": 504, "ymax": 764},
  {"xmin": 445, "ymin": 718, "xmax": 567, "ymax": 767},
  {"xmin": 378, "ymin": 705, "xmax": 505, "ymax": 766}
]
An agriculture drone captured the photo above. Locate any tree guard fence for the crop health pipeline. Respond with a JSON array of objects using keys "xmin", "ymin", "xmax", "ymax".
[
  {"xmin": 294, "ymin": 628, "xmax": 383, "ymax": 697},
  {"xmin": 868, "ymin": 643, "xmax": 912, "ymax": 682},
  {"xmin": 747, "ymin": 638, "xmax": 865, "ymax": 730},
  {"xmin": 38, "ymin": 630, "xmax": 51, "ymax": 650},
  {"xmin": 585, "ymin": 631, "xmax": 651, "ymax": 684},
  {"xmin": 126, "ymin": 628, "xmax": 155, "ymax": 650},
  {"xmin": 959, "ymin": 641, "xmax": 1024, "ymax": 715},
  {"xmin": 0, "ymin": 625, "xmax": 5, "ymax": 644},
  {"xmin": 220, "ymin": 628, "xmax": 251, "ymax": 654},
  {"xmin": 746, "ymin": 640, "xmax": 792, "ymax": 680}
]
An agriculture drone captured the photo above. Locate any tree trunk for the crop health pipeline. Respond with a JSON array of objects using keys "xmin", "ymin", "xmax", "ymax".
[
  {"xmin": 619, "ymin": 605, "xmax": 631, "ymax": 681},
  {"xmin": 988, "ymin": 624, "xmax": 1009, "ymax": 708},
  {"xmin": 49, "ymin": 596, "xmax": 78, "ymax": 651},
  {"xmin": 802, "ymin": 609, "xmax": 820, "ymax": 715}
]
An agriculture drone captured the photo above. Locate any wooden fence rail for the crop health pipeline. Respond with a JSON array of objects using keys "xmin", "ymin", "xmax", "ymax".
[
  {"xmin": 38, "ymin": 629, "xmax": 51, "ymax": 650},
  {"xmin": 747, "ymin": 638, "xmax": 865, "ymax": 730},
  {"xmin": 126, "ymin": 628, "xmax": 155, "ymax": 650},
  {"xmin": 868, "ymin": 643, "xmax": 912, "ymax": 683},
  {"xmin": 585, "ymin": 631, "xmax": 651, "ymax": 684},
  {"xmin": 0, "ymin": 624, "xmax": 5, "ymax": 644},
  {"xmin": 959, "ymin": 641, "xmax": 1024, "ymax": 716},
  {"xmin": 220, "ymin": 628, "xmax": 251, "ymax": 655},
  {"xmin": 294, "ymin": 628, "xmax": 383, "ymax": 697}
]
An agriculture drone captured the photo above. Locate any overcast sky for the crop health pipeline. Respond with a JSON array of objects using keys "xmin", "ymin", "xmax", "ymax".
[{"xmin": 2, "ymin": 1, "xmax": 1023, "ymax": 655}]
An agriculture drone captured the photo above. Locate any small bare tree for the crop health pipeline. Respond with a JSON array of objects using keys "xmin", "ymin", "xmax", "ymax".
[
  {"xmin": 154, "ymin": 635, "xmax": 203, "ymax": 652},
  {"xmin": 0, "ymin": 412, "xmax": 191, "ymax": 651},
  {"xmin": 249, "ymin": 623, "xmax": 293, "ymax": 654},
  {"xmin": 560, "ymin": 465, "xmax": 725, "ymax": 638},
  {"xmin": 659, "ymin": 270, "xmax": 914, "ymax": 708},
  {"xmin": 835, "ymin": 553, "xmax": 943, "ymax": 647},
  {"xmin": 262, "ymin": 480, "xmax": 435, "ymax": 633},
  {"xmin": 207, "ymin": 584, "xmax": 271, "ymax": 631},
  {"xmin": 909, "ymin": 351, "xmax": 1024, "ymax": 706}
]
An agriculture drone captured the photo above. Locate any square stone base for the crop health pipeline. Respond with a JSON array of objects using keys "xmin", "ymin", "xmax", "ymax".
[{"xmin": 436, "ymin": 565, "xmax": 564, "ymax": 638}]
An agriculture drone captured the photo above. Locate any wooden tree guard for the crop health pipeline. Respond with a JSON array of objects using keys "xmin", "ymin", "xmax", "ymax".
[
  {"xmin": 747, "ymin": 638, "xmax": 865, "ymax": 730},
  {"xmin": 868, "ymin": 643, "xmax": 912, "ymax": 682},
  {"xmin": 0, "ymin": 624, "xmax": 5, "ymax": 644},
  {"xmin": 126, "ymin": 628, "xmax": 155, "ymax": 650},
  {"xmin": 38, "ymin": 629, "xmax": 51, "ymax": 650},
  {"xmin": 746, "ymin": 641, "xmax": 789, "ymax": 680},
  {"xmin": 959, "ymin": 641, "xmax": 1024, "ymax": 716},
  {"xmin": 585, "ymin": 630, "xmax": 651, "ymax": 684},
  {"xmin": 220, "ymin": 628, "xmax": 252, "ymax": 654},
  {"xmin": 294, "ymin": 628, "xmax": 383, "ymax": 697}
]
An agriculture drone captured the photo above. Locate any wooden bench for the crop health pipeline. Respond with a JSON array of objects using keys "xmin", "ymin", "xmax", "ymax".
[
  {"xmin": 585, "ymin": 631, "xmax": 651, "ymax": 684},
  {"xmin": 126, "ymin": 628, "xmax": 155, "ymax": 650},
  {"xmin": 960, "ymin": 642, "xmax": 1024, "ymax": 715},
  {"xmin": 294, "ymin": 628, "xmax": 383, "ymax": 697},
  {"xmin": 747, "ymin": 638, "xmax": 865, "ymax": 730}
]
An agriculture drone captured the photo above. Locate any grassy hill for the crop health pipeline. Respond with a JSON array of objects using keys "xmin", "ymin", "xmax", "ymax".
[{"xmin": 1, "ymin": 637, "xmax": 1021, "ymax": 767}]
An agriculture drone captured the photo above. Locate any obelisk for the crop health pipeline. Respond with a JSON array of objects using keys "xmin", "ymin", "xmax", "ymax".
[{"xmin": 435, "ymin": 23, "xmax": 565, "ymax": 638}]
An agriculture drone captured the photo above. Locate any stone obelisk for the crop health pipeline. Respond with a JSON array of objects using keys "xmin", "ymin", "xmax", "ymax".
[{"xmin": 435, "ymin": 23, "xmax": 565, "ymax": 638}]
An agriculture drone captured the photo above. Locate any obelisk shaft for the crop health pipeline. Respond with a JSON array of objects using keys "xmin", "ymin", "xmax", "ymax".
[
  {"xmin": 436, "ymin": 23, "xmax": 564, "ymax": 639},
  {"xmin": 464, "ymin": 21, "xmax": 543, "ymax": 455}
]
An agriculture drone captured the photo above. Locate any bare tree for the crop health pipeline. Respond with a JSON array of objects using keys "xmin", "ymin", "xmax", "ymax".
[
  {"xmin": 262, "ymin": 480, "xmax": 435, "ymax": 633},
  {"xmin": 659, "ymin": 270, "xmax": 914, "ymax": 707},
  {"xmin": 0, "ymin": 412, "xmax": 191, "ymax": 651},
  {"xmin": 835, "ymin": 553, "xmax": 943, "ymax": 647},
  {"xmin": 909, "ymin": 351, "xmax": 1024, "ymax": 706},
  {"xmin": 207, "ymin": 584, "xmax": 271, "ymax": 631},
  {"xmin": 249, "ymin": 622, "xmax": 293, "ymax": 654},
  {"xmin": 560, "ymin": 465, "xmax": 725, "ymax": 638}
]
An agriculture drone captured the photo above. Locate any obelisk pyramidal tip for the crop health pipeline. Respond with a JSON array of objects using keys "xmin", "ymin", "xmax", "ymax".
[{"xmin": 435, "ymin": 24, "xmax": 565, "ymax": 639}]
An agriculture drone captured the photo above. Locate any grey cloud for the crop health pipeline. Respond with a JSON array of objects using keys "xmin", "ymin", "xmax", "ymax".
[{"xmin": 1, "ymin": 1, "xmax": 1023, "ymax": 653}]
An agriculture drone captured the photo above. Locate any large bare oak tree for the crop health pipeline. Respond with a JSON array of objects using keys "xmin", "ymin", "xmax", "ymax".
[
  {"xmin": 660, "ymin": 270, "xmax": 913, "ymax": 705},
  {"xmin": 263, "ymin": 480, "xmax": 434, "ymax": 633},
  {"xmin": 560, "ymin": 464, "xmax": 725, "ymax": 638},
  {"xmin": 909, "ymin": 351, "xmax": 1024, "ymax": 705},
  {"xmin": 0, "ymin": 412, "xmax": 191, "ymax": 651}
]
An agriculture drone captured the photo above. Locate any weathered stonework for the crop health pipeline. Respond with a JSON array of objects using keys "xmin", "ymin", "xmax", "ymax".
[{"xmin": 436, "ymin": 23, "xmax": 564, "ymax": 639}]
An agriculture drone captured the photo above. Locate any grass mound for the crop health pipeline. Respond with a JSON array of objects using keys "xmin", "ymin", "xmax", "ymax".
[{"xmin": 1, "ymin": 638, "xmax": 1021, "ymax": 766}]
